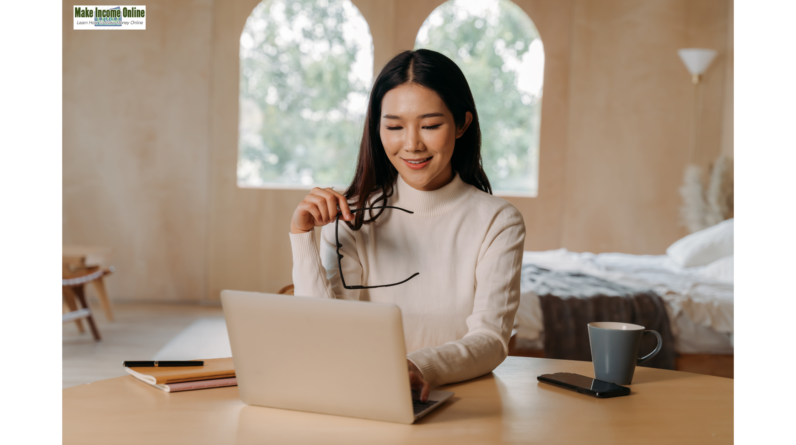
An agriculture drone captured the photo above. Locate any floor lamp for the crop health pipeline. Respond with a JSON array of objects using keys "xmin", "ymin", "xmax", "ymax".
[{"xmin": 677, "ymin": 48, "xmax": 718, "ymax": 233}]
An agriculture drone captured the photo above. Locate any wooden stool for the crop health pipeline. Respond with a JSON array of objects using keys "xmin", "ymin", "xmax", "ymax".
[
  {"xmin": 63, "ymin": 246, "xmax": 115, "ymax": 321},
  {"xmin": 277, "ymin": 284, "xmax": 295, "ymax": 295},
  {"xmin": 62, "ymin": 267, "xmax": 113, "ymax": 341}
]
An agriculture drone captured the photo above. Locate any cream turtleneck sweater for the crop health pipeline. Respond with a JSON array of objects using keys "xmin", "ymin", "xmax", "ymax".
[{"xmin": 289, "ymin": 173, "xmax": 525, "ymax": 387}]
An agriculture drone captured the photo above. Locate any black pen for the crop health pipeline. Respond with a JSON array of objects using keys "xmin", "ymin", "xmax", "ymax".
[{"xmin": 123, "ymin": 360, "xmax": 205, "ymax": 367}]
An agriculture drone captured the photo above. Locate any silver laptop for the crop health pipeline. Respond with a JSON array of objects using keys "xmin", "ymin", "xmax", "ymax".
[{"xmin": 221, "ymin": 290, "xmax": 454, "ymax": 424}]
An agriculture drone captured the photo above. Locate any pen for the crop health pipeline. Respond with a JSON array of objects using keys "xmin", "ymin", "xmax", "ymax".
[{"xmin": 123, "ymin": 361, "xmax": 205, "ymax": 367}]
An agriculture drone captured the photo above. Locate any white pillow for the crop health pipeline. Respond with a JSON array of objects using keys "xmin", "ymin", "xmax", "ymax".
[
  {"xmin": 666, "ymin": 219, "xmax": 734, "ymax": 267},
  {"xmin": 699, "ymin": 255, "xmax": 734, "ymax": 283}
]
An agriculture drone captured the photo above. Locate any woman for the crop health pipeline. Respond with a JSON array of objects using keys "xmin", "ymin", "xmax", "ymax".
[{"xmin": 289, "ymin": 49, "xmax": 525, "ymax": 401}]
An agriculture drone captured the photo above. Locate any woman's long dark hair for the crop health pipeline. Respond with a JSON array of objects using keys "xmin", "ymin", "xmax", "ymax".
[{"xmin": 344, "ymin": 49, "xmax": 491, "ymax": 230}]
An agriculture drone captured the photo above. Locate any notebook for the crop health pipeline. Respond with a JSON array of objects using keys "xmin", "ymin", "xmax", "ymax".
[{"xmin": 125, "ymin": 357, "xmax": 236, "ymax": 392}]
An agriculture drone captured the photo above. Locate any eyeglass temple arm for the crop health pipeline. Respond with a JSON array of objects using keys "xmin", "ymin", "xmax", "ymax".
[
  {"xmin": 335, "ymin": 206, "xmax": 417, "ymax": 290},
  {"xmin": 343, "ymin": 272, "xmax": 420, "ymax": 290},
  {"xmin": 337, "ymin": 206, "xmax": 415, "ymax": 216}
]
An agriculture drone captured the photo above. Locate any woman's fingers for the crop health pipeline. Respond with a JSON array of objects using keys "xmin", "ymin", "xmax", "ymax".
[
  {"xmin": 309, "ymin": 188, "xmax": 337, "ymax": 224},
  {"xmin": 326, "ymin": 188, "xmax": 353, "ymax": 221},
  {"xmin": 408, "ymin": 371, "xmax": 430, "ymax": 402},
  {"xmin": 298, "ymin": 201, "xmax": 323, "ymax": 227},
  {"xmin": 321, "ymin": 189, "xmax": 340, "ymax": 223},
  {"xmin": 311, "ymin": 187, "xmax": 353, "ymax": 222},
  {"xmin": 292, "ymin": 187, "xmax": 353, "ymax": 234},
  {"xmin": 420, "ymin": 380, "xmax": 431, "ymax": 402},
  {"xmin": 305, "ymin": 193, "xmax": 330, "ymax": 223},
  {"xmin": 407, "ymin": 359, "xmax": 430, "ymax": 402}
]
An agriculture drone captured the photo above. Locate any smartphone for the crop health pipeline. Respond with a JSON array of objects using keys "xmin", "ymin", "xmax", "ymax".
[{"xmin": 537, "ymin": 372, "xmax": 630, "ymax": 398}]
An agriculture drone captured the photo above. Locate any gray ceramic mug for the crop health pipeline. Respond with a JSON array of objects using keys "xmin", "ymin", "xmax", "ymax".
[{"xmin": 588, "ymin": 322, "xmax": 663, "ymax": 385}]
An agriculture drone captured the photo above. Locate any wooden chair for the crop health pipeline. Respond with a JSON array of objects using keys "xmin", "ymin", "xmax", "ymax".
[
  {"xmin": 63, "ymin": 253, "xmax": 115, "ymax": 321},
  {"xmin": 62, "ymin": 266, "xmax": 114, "ymax": 341},
  {"xmin": 277, "ymin": 284, "xmax": 295, "ymax": 295}
]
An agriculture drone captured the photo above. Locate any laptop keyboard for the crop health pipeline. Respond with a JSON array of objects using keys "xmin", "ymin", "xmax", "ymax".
[{"xmin": 412, "ymin": 399, "xmax": 438, "ymax": 415}]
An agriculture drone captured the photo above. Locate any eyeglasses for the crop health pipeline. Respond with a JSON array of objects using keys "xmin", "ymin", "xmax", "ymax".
[{"xmin": 335, "ymin": 206, "xmax": 420, "ymax": 290}]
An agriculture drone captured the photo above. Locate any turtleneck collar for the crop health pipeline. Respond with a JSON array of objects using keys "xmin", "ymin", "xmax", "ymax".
[{"xmin": 394, "ymin": 172, "xmax": 474, "ymax": 217}]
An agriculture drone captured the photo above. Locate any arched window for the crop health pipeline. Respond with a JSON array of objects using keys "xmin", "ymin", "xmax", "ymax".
[
  {"xmin": 416, "ymin": 0, "xmax": 544, "ymax": 195},
  {"xmin": 238, "ymin": 0, "xmax": 373, "ymax": 187}
]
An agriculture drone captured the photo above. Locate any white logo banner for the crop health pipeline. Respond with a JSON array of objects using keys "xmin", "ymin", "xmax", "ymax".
[{"xmin": 74, "ymin": 5, "xmax": 146, "ymax": 30}]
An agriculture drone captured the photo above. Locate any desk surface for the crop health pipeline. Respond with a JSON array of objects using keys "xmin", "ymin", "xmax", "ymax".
[{"xmin": 63, "ymin": 357, "xmax": 732, "ymax": 444}]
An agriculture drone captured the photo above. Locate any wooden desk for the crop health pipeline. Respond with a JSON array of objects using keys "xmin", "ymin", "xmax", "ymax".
[{"xmin": 63, "ymin": 357, "xmax": 732, "ymax": 444}]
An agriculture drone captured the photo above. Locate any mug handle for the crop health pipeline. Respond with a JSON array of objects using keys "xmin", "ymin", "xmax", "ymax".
[{"xmin": 637, "ymin": 330, "xmax": 663, "ymax": 365}]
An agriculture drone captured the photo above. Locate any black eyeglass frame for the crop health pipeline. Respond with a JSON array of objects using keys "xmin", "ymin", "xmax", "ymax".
[{"xmin": 335, "ymin": 206, "xmax": 420, "ymax": 290}]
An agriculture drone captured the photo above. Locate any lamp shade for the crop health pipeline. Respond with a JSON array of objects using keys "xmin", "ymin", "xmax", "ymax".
[{"xmin": 678, "ymin": 48, "xmax": 717, "ymax": 75}]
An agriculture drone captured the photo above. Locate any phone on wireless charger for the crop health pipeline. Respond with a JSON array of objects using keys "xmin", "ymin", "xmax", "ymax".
[{"xmin": 537, "ymin": 372, "xmax": 630, "ymax": 398}]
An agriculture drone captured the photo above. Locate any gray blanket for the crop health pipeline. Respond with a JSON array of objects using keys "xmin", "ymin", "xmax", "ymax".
[{"xmin": 523, "ymin": 264, "xmax": 676, "ymax": 370}]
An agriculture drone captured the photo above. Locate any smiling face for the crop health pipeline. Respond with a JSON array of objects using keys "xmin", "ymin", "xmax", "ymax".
[{"xmin": 379, "ymin": 83, "xmax": 472, "ymax": 191}]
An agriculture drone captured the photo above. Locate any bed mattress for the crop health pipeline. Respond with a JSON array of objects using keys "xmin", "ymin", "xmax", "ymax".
[{"xmin": 515, "ymin": 249, "xmax": 734, "ymax": 355}]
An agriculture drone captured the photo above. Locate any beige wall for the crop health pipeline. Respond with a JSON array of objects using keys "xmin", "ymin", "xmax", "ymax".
[
  {"xmin": 720, "ymin": 0, "xmax": 733, "ymax": 159},
  {"xmin": 63, "ymin": 0, "xmax": 733, "ymax": 302},
  {"xmin": 558, "ymin": 0, "xmax": 730, "ymax": 253},
  {"xmin": 63, "ymin": 0, "xmax": 213, "ymax": 301}
]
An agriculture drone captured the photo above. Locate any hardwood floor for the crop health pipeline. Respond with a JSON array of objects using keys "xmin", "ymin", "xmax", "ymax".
[{"xmin": 62, "ymin": 302, "xmax": 223, "ymax": 388}]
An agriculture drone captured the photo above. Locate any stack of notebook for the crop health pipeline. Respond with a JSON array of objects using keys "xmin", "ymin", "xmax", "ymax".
[{"xmin": 125, "ymin": 358, "xmax": 236, "ymax": 392}]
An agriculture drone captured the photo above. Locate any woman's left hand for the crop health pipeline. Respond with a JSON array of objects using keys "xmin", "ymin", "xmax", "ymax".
[{"xmin": 407, "ymin": 360, "xmax": 430, "ymax": 402}]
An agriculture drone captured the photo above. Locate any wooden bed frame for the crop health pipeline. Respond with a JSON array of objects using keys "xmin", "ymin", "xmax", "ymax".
[{"xmin": 508, "ymin": 336, "xmax": 733, "ymax": 379}]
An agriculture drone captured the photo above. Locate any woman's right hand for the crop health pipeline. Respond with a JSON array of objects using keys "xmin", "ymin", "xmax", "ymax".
[
  {"xmin": 290, "ymin": 187, "xmax": 354, "ymax": 234},
  {"xmin": 407, "ymin": 360, "xmax": 430, "ymax": 402}
]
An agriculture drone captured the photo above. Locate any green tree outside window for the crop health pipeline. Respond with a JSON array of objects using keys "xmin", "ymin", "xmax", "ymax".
[
  {"xmin": 238, "ymin": 0, "xmax": 372, "ymax": 188},
  {"xmin": 416, "ymin": 0, "xmax": 544, "ymax": 195}
]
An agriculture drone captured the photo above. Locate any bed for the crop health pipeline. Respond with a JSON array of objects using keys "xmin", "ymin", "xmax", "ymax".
[{"xmin": 510, "ymin": 220, "xmax": 734, "ymax": 377}]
